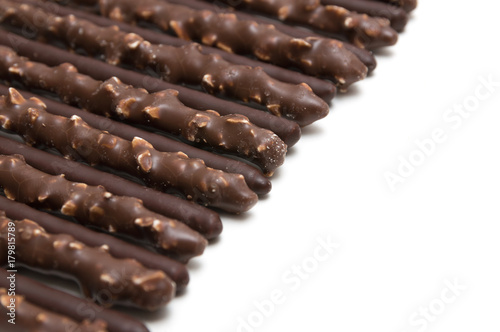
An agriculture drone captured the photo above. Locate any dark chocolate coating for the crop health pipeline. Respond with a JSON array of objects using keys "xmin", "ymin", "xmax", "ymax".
[
  {"xmin": 24, "ymin": 0, "xmax": 335, "ymax": 101},
  {"xmin": 0, "ymin": 195, "xmax": 190, "ymax": 290},
  {"xmin": 371, "ymin": 0, "xmax": 417, "ymax": 12},
  {"xmin": 0, "ymin": 134, "xmax": 222, "ymax": 241},
  {"xmin": 68, "ymin": 0, "xmax": 367, "ymax": 88},
  {"xmin": 321, "ymin": 0, "xmax": 408, "ymax": 31},
  {"xmin": 205, "ymin": 0, "xmax": 398, "ymax": 49},
  {"xmin": 0, "ymin": 154, "xmax": 207, "ymax": 261},
  {"xmin": 342, "ymin": 43, "xmax": 377, "ymax": 75},
  {"xmin": 0, "ymin": 1, "xmax": 329, "ymax": 126},
  {"xmin": 0, "ymin": 288, "xmax": 109, "ymax": 332},
  {"xmin": 164, "ymin": 0, "xmax": 377, "ymax": 74},
  {"xmin": 0, "ymin": 268, "xmax": 150, "ymax": 332},
  {"xmin": 0, "ymin": 88, "xmax": 258, "ymax": 213},
  {"xmin": 0, "ymin": 29, "xmax": 302, "ymax": 148},
  {"xmin": 0, "ymin": 45, "xmax": 287, "ymax": 175},
  {"xmin": 0, "ymin": 214, "xmax": 176, "ymax": 310},
  {"xmin": 0, "ymin": 84, "xmax": 271, "ymax": 196}
]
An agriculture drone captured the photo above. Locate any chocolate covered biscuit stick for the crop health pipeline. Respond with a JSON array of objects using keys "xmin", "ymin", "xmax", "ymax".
[
  {"xmin": 321, "ymin": 0, "xmax": 408, "ymax": 31},
  {"xmin": 0, "ymin": 214, "xmax": 176, "ymax": 310},
  {"xmin": 163, "ymin": 0, "xmax": 378, "ymax": 73},
  {"xmin": 0, "ymin": 154, "xmax": 207, "ymax": 261},
  {"xmin": 204, "ymin": 0, "xmax": 398, "ymax": 48},
  {"xmin": 0, "ymin": 135, "xmax": 222, "ymax": 241},
  {"xmin": 370, "ymin": 0, "xmax": 417, "ymax": 13},
  {"xmin": 0, "ymin": 1, "xmax": 329, "ymax": 126},
  {"xmin": 0, "ymin": 46, "xmax": 287, "ymax": 175},
  {"xmin": 0, "ymin": 88, "xmax": 258, "ymax": 213},
  {"xmin": 0, "ymin": 30, "xmax": 301, "ymax": 147},
  {"xmin": 0, "ymin": 84, "xmax": 271, "ymax": 196},
  {"xmin": 0, "ymin": 288, "xmax": 109, "ymax": 332},
  {"xmin": 27, "ymin": 0, "xmax": 336, "ymax": 100},
  {"xmin": 0, "ymin": 269, "xmax": 149, "ymax": 332},
  {"xmin": 0, "ymin": 195, "xmax": 190, "ymax": 290},
  {"xmin": 67, "ymin": 0, "xmax": 367, "ymax": 88}
]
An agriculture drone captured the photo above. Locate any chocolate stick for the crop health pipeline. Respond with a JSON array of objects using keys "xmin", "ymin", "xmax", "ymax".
[
  {"xmin": 0, "ymin": 29, "xmax": 301, "ymax": 147},
  {"xmin": 0, "ymin": 268, "xmax": 150, "ymax": 332},
  {"xmin": 27, "ymin": 0, "xmax": 336, "ymax": 101},
  {"xmin": 0, "ymin": 288, "xmax": 109, "ymax": 332},
  {"xmin": 0, "ymin": 84, "xmax": 271, "ymax": 196},
  {"xmin": 67, "ymin": 0, "xmax": 367, "ymax": 88},
  {"xmin": 321, "ymin": 0, "xmax": 408, "ymax": 32},
  {"xmin": 202, "ymin": 0, "xmax": 398, "ymax": 49},
  {"xmin": 0, "ymin": 135, "xmax": 222, "ymax": 241},
  {"xmin": 0, "ymin": 154, "xmax": 207, "ymax": 261},
  {"xmin": 0, "ymin": 88, "xmax": 258, "ymax": 213},
  {"xmin": 369, "ymin": 0, "xmax": 417, "ymax": 13},
  {"xmin": 0, "ymin": 1, "xmax": 329, "ymax": 126},
  {"xmin": 0, "ymin": 195, "xmax": 190, "ymax": 290},
  {"xmin": 0, "ymin": 29, "xmax": 301, "ymax": 148},
  {"xmin": 163, "ymin": 0, "xmax": 377, "ymax": 74},
  {"xmin": 0, "ymin": 46, "xmax": 287, "ymax": 175},
  {"xmin": 0, "ymin": 213, "xmax": 176, "ymax": 310}
]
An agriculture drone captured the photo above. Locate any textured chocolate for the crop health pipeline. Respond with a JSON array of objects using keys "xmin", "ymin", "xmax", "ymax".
[
  {"xmin": 0, "ymin": 288, "xmax": 109, "ymax": 332},
  {"xmin": 0, "ymin": 30, "xmax": 301, "ymax": 148},
  {"xmin": 26, "ymin": 0, "xmax": 336, "ymax": 101},
  {"xmin": 0, "ymin": 268, "xmax": 150, "ymax": 332},
  {"xmin": 68, "ymin": 0, "xmax": 367, "ymax": 88},
  {"xmin": 0, "ymin": 154, "xmax": 207, "ymax": 261},
  {"xmin": 0, "ymin": 195, "xmax": 189, "ymax": 290},
  {"xmin": 0, "ymin": 84, "xmax": 271, "ymax": 196},
  {"xmin": 372, "ymin": 0, "xmax": 417, "ymax": 12},
  {"xmin": 321, "ymin": 0, "xmax": 408, "ymax": 31},
  {"xmin": 0, "ymin": 214, "xmax": 176, "ymax": 310},
  {"xmin": 164, "ymin": 0, "xmax": 377, "ymax": 74},
  {"xmin": 0, "ymin": 1, "xmax": 329, "ymax": 126},
  {"xmin": 206, "ymin": 0, "xmax": 398, "ymax": 49},
  {"xmin": 0, "ymin": 88, "xmax": 258, "ymax": 213},
  {"xmin": 0, "ymin": 46, "xmax": 287, "ymax": 175},
  {"xmin": 0, "ymin": 135, "xmax": 222, "ymax": 241}
]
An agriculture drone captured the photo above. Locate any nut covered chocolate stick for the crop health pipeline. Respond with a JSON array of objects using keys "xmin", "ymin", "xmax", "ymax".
[
  {"xmin": 0, "ymin": 2, "xmax": 329, "ymax": 126},
  {"xmin": 0, "ymin": 134, "xmax": 222, "ymax": 241},
  {"xmin": 26, "ymin": 0, "xmax": 336, "ymax": 101},
  {"xmin": 369, "ymin": 0, "xmax": 417, "ymax": 13},
  {"xmin": 67, "ymin": 0, "xmax": 367, "ymax": 88},
  {"xmin": 0, "ymin": 88, "xmax": 258, "ymax": 213},
  {"xmin": 0, "ymin": 30, "xmax": 301, "ymax": 148},
  {"xmin": 0, "ymin": 214, "xmax": 176, "ymax": 310},
  {"xmin": 0, "ymin": 288, "xmax": 109, "ymax": 332},
  {"xmin": 0, "ymin": 84, "xmax": 271, "ymax": 196},
  {"xmin": 0, "ymin": 154, "xmax": 207, "ymax": 261},
  {"xmin": 0, "ymin": 268, "xmax": 150, "ymax": 332},
  {"xmin": 200, "ymin": 0, "xmax": 398, "ymax": 49},
  {"xmin": 162, "ymin": 0, "xmax": 378, "ymax": 74},
  {"xmin": 321, "ymin": 0, "xmax": 408, "ymax": 31},
  {"xmin": 0, "ymin": 195, "xmax": 190, "ymax": 290},
  {"xmin": 0, "ymin": 46, "xmax": 287, "ymax": 175}
]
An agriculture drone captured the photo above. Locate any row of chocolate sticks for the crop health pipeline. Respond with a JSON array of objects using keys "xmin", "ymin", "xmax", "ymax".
[{"xmin": 0, "ymin": 0, "xmax": 415, "ymax": 331}]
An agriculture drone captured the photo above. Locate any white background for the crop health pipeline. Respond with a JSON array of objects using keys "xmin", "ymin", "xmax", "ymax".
[
  {"xmin": 139, "ymin": 1, "xmax": 500, "ymax": 331},
  {"xmin": 19, "ymin": 1, "xmax": 499, "ymax": 331}
]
